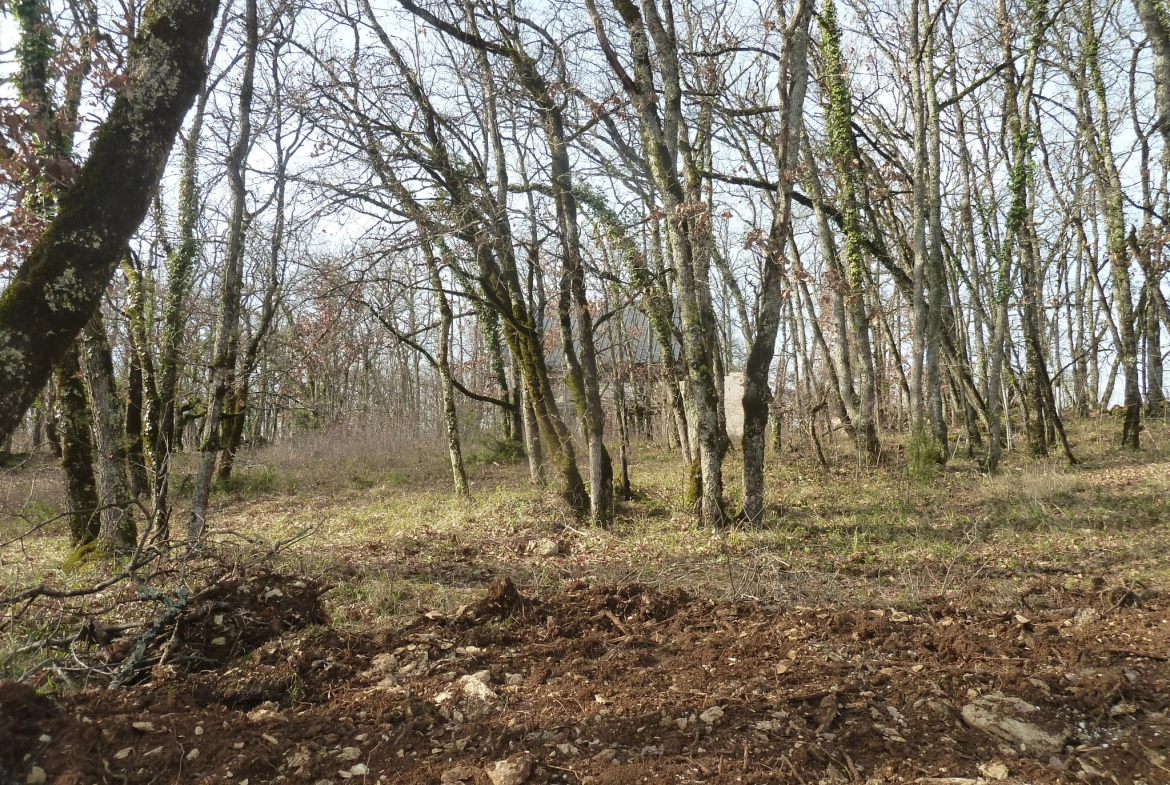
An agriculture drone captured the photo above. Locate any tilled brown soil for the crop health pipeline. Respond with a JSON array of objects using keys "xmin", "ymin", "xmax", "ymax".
[{"xmin": 5, "ymin": 578, "xmax": 1170, "ymax": 785}]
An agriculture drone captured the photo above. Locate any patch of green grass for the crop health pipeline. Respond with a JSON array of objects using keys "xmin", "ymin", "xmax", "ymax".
[{"xmin": 213, "ymin": 466, "xmax": 279, "ymax": 497}]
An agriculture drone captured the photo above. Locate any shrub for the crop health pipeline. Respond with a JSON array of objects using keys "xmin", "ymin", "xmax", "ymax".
[
  {"xmin": 471, "ymin": 437, "xmax": 526, "ymax": 465},
  {"xmin": 906, "ymin": 427, "xmax": 945, "ymax": 480}
]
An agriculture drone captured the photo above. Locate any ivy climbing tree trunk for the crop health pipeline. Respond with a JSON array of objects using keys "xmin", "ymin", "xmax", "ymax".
[
  {"xmin": 819, "ymin": 0, "xmax": 880, "ymax": 460},
  {"xmin": 988, "ymin": 0, "xmax": 1046, "ymax": 473},
  {"xmin": 0, "ymin": 0, "xmax": 221, "ymax": 443},
  {"xmin": 13, "ymin": 0, "xmax": 102, "ymax": 545}
]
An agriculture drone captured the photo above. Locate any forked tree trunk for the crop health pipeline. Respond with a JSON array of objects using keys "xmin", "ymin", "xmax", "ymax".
[
  {"xmin": 586, "ymin": 0, "xmax": 728, "ymax": 525},
  {"xmin": 741, "ymin": 0, "xmax": 811, "ymax": 524}
]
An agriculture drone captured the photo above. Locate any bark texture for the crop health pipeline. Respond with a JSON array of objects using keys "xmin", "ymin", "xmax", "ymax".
[{"xmin": 0, "ymin": 0, "xmax": 221, "ymax": 443}]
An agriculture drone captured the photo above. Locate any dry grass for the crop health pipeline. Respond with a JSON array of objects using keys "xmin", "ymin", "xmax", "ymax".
[{"xmin": 3, "ymin": 414, "xmax": 1169, "ymax": 668}]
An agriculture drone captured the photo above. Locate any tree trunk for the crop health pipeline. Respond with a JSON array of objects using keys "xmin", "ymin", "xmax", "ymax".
[
  {"xmin": 924, "ymin": 8, "xmax": 948, "ymax": 458},
  {"xmin": 82, "ymin": 312, "xmax": 137, "ymax": 550},
  {"xmin": 0, "ymin": 0, "xmax": 221, "ymax": 443},
  {"xmin": 741, "ymin": 0, "xmax": 811, "ymax": 523},
  {"xmin": 587, "ymin": 0, "xmax": 728, "ymax": 524},
  {"xmin": 1084, "ymin": 0, "xmax": 1141, "ymax": 448},
  {"xmin": 818, "ymin": 0, "xmax": 879, "ymax": 459},
  {"xmin": 122, "ymin": 256, "xmax": 157, "ymax": 498},
  {"xmin": 429, "ymin": 252, "xmax": 470, "ymax": 498},
  {"xmin": 189, "ymin": 0, "xmax": 257, "ymax": 542},
  {"xmin": 56, "ymin": 346, "xmax": 101, "ymax": 545}
]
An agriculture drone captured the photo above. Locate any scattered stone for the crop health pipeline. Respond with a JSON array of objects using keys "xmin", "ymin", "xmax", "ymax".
[
  {"xmin": 1110, "ymin": 701, "xmax": 1138, "ymax": 717},
  {"xmin": 699, "ymin": 706, "xmax": 724, "ymax": 724},
  {"xmin": 185, "ymin": 749, "xmax": 199, "ymax": 761},
  {"xmin": 26, "ymin": 767, "xmax": 46, "ymax": 785},
  {"xmin": 814, "ymin": 694, "xmax": 838, "ymax": 733},
  {"xmin": 194, "ymin": 726, "xmax": 203, "ymax": 736},
  {"xmin": 114, "ymin": 748, "xmax": 133, "ymax": 760},
  {"xmin": 506, "ymin": 673, "xmax": 524, "ymax": 686},
  {"xmin": 1073, "ymin": 607, "xmax": 1099, "ymax": 628},
  {"xmin": 441, "ymin": 766, "xmax": 479, "ymax": 783},
  {"xmin": 370, "ymin": 654, "xmax": 398, "ymax": 675},
  {"xmin": 961, "ymin": 692, "xmax": 1067, "ymax": 756},
  {"xmin": 873, "ymin": 723, "xmax": 906, "ymax": 743},
  {"xmin": 38, "ymin": 734, "xmax": 50, "ymax": 743},
  {"xmin": 534, "ymin": 539, "xmax": 559, "ymax": 557},
  {"xmin": 338, "ymin": 747, "xmax": 361, "ymax": 761},
  {"xmin": 131, "ymin": 722, "xmax": 154, "ymax": 732},
  {"xmin": 485, "ymin": 754, "xmax": 532, "ymax": 785},
  {"xmin": 592, "ymin": 749, "xmax": 616, "ymax": 763},
  {"xmin": 978, "ymin": 761, "xmax": 1010, "ymax": 780},
  {"xmin": 460, "ymin": 670, "xmax": 498, "ymax": 701},
  {"xmin": 247, "ymin": 702, "xmax": 285, "ymax": 722}
]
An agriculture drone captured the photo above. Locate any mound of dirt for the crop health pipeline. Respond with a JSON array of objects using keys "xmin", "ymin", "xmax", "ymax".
[
  {"xmin": 91, "ymin": 571, "xmax": 331, "ymax": 685},
  {"xmin": 467, "ymin": 576, "xmax": 542, "ymax": 622},
  {"xmin": 169, "ymin": 571, "xmax": 329, "ymax": 662},
  {"xmin": 0, "ymin": 681, "xmax": 58, "ymax": 783},
  {"xmin": 7, "ymin": 578, "xmax": 1170, "ymax": 785}
]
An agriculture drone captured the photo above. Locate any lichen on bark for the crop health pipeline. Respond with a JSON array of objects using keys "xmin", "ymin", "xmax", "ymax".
[{"xmin": 0, "ymin": 0, "xmax": 221, "ymax": 443}]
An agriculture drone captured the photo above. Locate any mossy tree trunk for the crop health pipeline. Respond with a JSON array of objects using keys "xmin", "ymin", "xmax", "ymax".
[
  {"xmin": 988, "ymin": 0, "xmax": 1047, "ymax": 473},
  {"xmin": 587, "ymin": 0, "xmax": 728, "ymax": 525},
  {"xmin": 0, "ymin": 0, "xmax": 221, "ymax": 444},
  {"xmin": 219, "ymin": 36, "xmax": 290, "ymax": 483},
  {"xmin": 82, "ymin": 312, "xmax": 137, "ymax": 550},
  {"xmin": 189, "ymin": 0, "xmax": 257, "ymax": 542},
  {"xmin": 384, "ymin": 6, "xmax": 589, "ymax": 516},
  {"xmin": 1084, "ymin": 0, "xmax": 1141, "ymax": 449},
  {"xmin": 13, "ymin": 0, "xmax": 101, "ymax": 542},
  {"xmin": 122, "ymin": 255, "xmax": 157, "ymax": 498},
  {"xmin": 427, "ymin": 249, "xmax": 470, "ymax": 499},
  {"xmin": 818, "ymin": 0, "xmax": 880, "ymax": 460},
  {"xmin": 55, "ymin": 346, "xmax": 101, "ymax": 545}
]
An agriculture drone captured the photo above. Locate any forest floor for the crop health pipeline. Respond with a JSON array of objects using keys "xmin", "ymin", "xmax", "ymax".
[{"xmin": 2, "ymin": 415, "xmax": 1170, "ymax": 785}]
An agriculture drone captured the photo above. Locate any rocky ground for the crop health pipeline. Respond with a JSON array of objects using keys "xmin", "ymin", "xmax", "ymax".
[{"xmin": 4, "ymin": 573, "xmax": 1169, "ymax": 785}]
